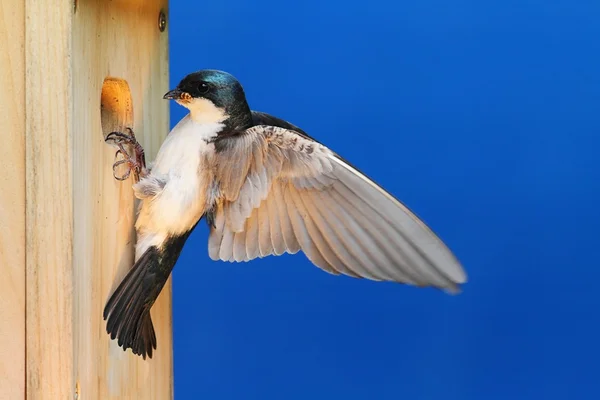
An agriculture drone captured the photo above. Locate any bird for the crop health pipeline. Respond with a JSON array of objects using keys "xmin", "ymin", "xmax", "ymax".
[{"xmin": 102, "ymin": 69, "xmax": 467, "ymax": 359}]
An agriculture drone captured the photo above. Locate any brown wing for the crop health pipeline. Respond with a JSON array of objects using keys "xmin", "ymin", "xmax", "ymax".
[{"xmin": 209, "ymin": 125, "xmax": 467, "ymax": 292}]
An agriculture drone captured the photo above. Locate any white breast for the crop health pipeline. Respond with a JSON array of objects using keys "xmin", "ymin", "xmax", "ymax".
[
  {"xmin": 135, "ymin": 115, "xmax": 223, "ymax": 251},
  {"xmin": 152, "ymin": 114, "xmax": 220, "ymax": 175}
]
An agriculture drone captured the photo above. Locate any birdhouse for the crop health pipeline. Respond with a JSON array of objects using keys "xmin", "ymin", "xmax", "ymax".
[{"xmin": 0, "ymin": 1, "xmax": 173, "ymax": 398}]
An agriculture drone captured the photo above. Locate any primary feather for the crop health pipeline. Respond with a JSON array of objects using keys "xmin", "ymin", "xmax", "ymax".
[{"xmin": 209, "ymin": 124, "xmax": 466, "ymax": 292}]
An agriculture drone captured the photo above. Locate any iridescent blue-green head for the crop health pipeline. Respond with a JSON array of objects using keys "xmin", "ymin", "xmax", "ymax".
[{"xmin": 164, "ymin": 69, "xmax": 252, "ymax": 129}]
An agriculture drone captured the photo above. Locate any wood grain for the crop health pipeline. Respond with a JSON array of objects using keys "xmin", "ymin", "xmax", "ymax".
[
  {"xmin": 21, "ymin": 0, "xmax": 172, "ymax": 398},
  {"xmin": 25, "ymin": 0, "xmax": 74, "ymax": 398},
  {"xmin": 0, "ymin": 1, "xmax": 25, "ymax": 398},
  {"xmin": 72, "ymin": 0, "xmax": 172, "ymax": 399}
]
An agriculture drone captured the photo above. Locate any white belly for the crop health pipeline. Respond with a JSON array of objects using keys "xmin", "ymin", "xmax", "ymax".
[{"xmin": 134, "ymin": 115, "xmax": 223, "ymax": 255}]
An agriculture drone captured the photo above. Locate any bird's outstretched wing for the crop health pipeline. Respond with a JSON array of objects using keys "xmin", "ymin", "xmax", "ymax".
[{"xmin": 209, "ymin": 124, "xmax": 466, "ymax": 292}]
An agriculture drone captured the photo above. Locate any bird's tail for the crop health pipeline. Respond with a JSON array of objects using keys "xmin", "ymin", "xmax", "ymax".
[
  {"xmin": 103, "ymin": 245, "xmax": 171, "ymax": 359},
  {"xmin": 103, "ymin": 226, "xmax": 197, "ymax": 359}
]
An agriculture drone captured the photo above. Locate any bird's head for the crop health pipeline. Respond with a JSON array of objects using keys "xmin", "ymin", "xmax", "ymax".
[{"xmin": 163, "ymin": 69, "xmax": 251, "ymax": 127}]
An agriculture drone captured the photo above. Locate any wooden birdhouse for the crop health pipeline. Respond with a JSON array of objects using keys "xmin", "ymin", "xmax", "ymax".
[{"xmin": 1, "ymin": 0, "xmax": 173, "ymax": 398}]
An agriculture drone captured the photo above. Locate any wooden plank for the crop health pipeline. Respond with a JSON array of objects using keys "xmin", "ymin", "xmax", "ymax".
[
  {"xmin": 71, "ymin": 1, "xmax": 172, "ymax": 399},
  {"xmin": 24, "ymin": 0, "xmax": 172, "ymax": 398},
  {"xmin": 0, "ymin": 1, "xmax": 26, "ymax": 398},
  {"xmin": 25, "ymin": 0, "xmax": 74, "ymax": 399}
]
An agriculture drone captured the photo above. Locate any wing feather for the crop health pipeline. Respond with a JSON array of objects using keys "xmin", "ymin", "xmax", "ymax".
[
  {"xmin": 300, "ymin": 188, "xmax": 374, "ymax": 279},
  {"xmin": 309, "ymin": 188, "xmax": 393, "ymax": 281},
  {"xmin": 210, "ymin": 124, "xmax": 466, "ymax": 291},
  {"xmin": 245, "ymin": 207, "xmax": 260, "ymax": 260},
  {"xmin": 283, "ymin": 183, "xmax": 340, "ymax": 276},
  {"xmin": 272, "ymin": 181, "xmax": 301, "ymax": 254},
  {"xmin": 266, "ymin": 191, "xmax": 286, "ymax": 256},
  {"xmin": 233, "ymin": 228, "xmax": 248, "ymax": 262},
  {"xmin": 325, "ymin": 187, "xmax": 423, "ymax": 284},
  {"xmin": 290, "ymin": 183, "xmax": 360, "ymax": 277},
  {"xmin": 257, "ymin": 199, "xmax": 272, "ymax": 257},
  {"xmin": 208, "ymin": 205, "xmax": 226, "ymax": 261},
  {"xmin": 332, "ymin": 162, "xmax": 463, "ymax": 286}
]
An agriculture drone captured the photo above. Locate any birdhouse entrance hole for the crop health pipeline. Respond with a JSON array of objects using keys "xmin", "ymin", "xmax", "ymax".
[
  {"xmin": 100, "ymin": 77, "xmax": 134, "ymax": 139},
  {"xmin": 101, "ymin": 77, "xmax": 135, "ymax": 179}
]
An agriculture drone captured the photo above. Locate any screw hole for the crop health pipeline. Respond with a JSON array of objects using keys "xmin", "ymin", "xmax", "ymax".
[{"xmin": 158, "ymin": 11, "xmax": 167, "ymax": 32}]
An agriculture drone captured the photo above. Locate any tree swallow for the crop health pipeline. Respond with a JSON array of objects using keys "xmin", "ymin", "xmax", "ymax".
[{"xmin": 103, "ymin": 69, "xmax": 467, "ymax": 359}]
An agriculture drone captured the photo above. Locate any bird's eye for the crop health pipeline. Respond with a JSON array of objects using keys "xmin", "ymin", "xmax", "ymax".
[{"xmin": 197, "ymin": 82, "xmax": 210, "ymax": 94}]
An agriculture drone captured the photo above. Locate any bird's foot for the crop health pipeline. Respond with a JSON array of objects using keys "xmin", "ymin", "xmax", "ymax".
[{"xmin": 105, "ymin": 128, "xmax": 147, "ymax": 182}]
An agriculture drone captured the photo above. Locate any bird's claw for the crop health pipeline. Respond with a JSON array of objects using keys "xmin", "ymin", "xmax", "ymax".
[
  {"xmin": 112, "ymin": 150, "xmax": 135, "ymax": 181},
  {"xmin": 105, "ymin": 127, "xmax": 136, "ymax": 146},
  {"xmin": 105, "ymin": 128, "xmax": 147, "ymax": 182}
]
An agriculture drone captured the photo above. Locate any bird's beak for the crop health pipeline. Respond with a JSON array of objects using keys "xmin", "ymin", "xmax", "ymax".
[{"xmin": 163, "ymin": 89, "xmax": 190, "ymax": 100}]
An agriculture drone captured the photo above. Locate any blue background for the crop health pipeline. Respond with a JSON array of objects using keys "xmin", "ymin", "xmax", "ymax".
[{"xmin": 167, "ymin": 1, "xmax": 600, "ymax": 398}]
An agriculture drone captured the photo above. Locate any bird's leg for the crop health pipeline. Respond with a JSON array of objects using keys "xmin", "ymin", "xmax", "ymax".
[{"xmin": 105, "ymin": 128, "xmax": 148, "ymax": 182}]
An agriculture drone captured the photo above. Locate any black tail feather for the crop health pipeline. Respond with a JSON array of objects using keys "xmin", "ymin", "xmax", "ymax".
[
  {"xmin": 103, "ymin": 246, "xmax": 168, "ymax": 359},
  {"xmin": 104, "ymin": 226, "xmax": 198, "ymax": 359}
]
